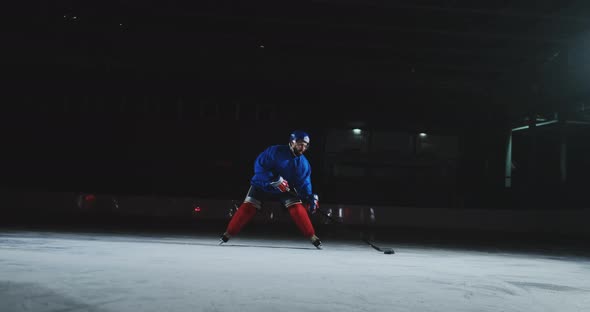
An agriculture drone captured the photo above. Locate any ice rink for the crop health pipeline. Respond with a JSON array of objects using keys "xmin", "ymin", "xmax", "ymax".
[{"xmin": 1, "ymin": 229, "xmax": 589, "ymax": 312}]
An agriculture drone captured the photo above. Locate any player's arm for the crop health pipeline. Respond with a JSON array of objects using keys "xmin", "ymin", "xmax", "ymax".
[
  {"xmin": 253, "ymin": 146, "xmax": 286, "ymax": 193},
  {"xmin": 294, "ymin": 160, "xmax": 319, "ymax": 213}
]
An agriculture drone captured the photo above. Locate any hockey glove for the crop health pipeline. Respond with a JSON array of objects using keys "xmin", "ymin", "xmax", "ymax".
[
  {"xmin": 305, "ymin": 194, "xmax": 319, "ymax": 214},
  {"xmin": 270, "ymin": 176, "xmax": 290, "ymax": 193}
]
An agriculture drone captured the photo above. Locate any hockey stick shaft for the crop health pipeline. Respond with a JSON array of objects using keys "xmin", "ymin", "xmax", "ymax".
[
  {"xmin": 314, "ymin": 208, "xmax": 386, "ymax": 252},
  {"xmin": 288, "ymin": 188, "xmax": 394, "ymax": 254}
]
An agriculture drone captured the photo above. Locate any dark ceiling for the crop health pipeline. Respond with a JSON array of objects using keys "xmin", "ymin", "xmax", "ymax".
[{"xmin": 4, "ymin": 0, "xmax": 590, "ymax": 126}]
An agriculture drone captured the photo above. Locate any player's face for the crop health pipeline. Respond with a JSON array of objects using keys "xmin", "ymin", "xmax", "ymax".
[{"xmin": 291, "ymin": 140, "xmax": 309, "ymax": 156}]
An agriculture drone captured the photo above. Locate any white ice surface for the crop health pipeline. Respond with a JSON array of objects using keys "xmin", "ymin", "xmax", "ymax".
[{"xmin": 1, "ymin": 230, "xmax": 589, "ymax": 312}]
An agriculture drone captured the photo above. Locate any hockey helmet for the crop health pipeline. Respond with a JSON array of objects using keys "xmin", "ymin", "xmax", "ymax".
[{"xmin": 289, "ymin": 130, "xmax": 310, "ymax": 145}]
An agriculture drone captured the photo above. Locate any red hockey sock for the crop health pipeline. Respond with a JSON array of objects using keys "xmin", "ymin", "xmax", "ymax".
[
  {"xmin": 226, "ymin": 202, "xmax": 257, "ymax": 236},
  {"xmin": 288, "ymin": 203, "xmax": 315, "ymax": 238}
]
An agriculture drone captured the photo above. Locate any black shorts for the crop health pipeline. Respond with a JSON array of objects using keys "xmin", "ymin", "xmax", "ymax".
[{"xmin": 244, "ymin": 185, "xmax": 302, "ymax": 209}]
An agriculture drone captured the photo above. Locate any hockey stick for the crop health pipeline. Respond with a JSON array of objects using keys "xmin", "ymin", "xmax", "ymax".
[
  {"xmin": 313, "ymin": 208, "xmax": 395, "ymax": 254},
  {"xmin": 289, "ymin": 188, "xmax": 395, "ymax": 254}
]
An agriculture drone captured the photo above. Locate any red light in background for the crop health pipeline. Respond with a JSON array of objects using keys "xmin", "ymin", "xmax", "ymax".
[{"xmin": 193, "ymin": 206, "xmax": 201, "ymax": 212}]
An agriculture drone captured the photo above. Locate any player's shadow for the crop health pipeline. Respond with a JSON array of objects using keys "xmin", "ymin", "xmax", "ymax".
[{"xmin": 221, "ymin": 244, "xmax": 317, "ymax": 250}]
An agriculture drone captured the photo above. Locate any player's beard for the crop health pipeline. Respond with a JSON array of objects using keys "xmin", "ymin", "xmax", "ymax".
[{"xmin": 290, "ymin": 143, "xmax": 304, "ymax": 156}]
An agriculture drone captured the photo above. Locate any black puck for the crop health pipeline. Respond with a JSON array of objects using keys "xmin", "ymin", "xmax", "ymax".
[{"xmin": 383, "ymin": 249, "xmax": 395, "ymax": 254}]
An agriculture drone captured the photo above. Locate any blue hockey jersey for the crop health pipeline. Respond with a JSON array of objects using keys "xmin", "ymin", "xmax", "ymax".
[{"xmin": 250, "ymin": 145, "xmax": 313, "ymax": 197}]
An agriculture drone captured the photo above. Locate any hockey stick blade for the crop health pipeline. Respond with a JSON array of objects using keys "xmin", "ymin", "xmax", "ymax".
[{"xmin": 362, "ymin": 238, "xmax": 395, "ymax": 254}]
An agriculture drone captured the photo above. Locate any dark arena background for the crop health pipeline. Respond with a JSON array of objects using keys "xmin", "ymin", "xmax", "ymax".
[{"xmin": 1, "ymin": 1, "xmax": 590, "ymax": 311}]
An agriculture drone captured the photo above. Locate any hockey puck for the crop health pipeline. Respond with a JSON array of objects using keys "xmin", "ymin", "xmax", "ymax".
[{"xmin": 383, "ymin": 249, "xmax": 395, "ymax": 254}]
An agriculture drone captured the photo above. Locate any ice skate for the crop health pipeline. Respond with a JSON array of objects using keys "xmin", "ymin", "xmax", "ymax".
[
  {"xmin": 219, "ymin": 232, "xmax": 230, "ymax": 245},
  {"xmin": 310, "ymin": 235, "xmax": 322, "ymax": 249}
]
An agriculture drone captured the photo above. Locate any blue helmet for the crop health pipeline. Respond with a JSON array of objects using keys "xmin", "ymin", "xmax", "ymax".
[{"xmin": 289, "ymin": 130, "xmax": 310, "ymax": 144}]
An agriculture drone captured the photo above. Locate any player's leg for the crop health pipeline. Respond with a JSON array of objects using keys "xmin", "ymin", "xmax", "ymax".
[
  {"xmin": 282, "ymin": 195, "xmax": 322, "ymax": 249},
  {"xmin": 220, "ymin": 186, "xmax": 263, "ymax": 244}
]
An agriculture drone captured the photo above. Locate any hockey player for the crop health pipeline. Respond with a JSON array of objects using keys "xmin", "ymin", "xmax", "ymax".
[{"xmin": 219, "ymin": 130, "xmax": 322, "ymax": 249}]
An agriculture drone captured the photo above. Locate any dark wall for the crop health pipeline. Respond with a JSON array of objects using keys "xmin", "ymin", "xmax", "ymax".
[
  {"xmin": 0, "ymin": 107, "xmax": 460, "ymax": 207},
  {"xmin": 1, "ymin": 97, "xmax": 588, "ymax": 211}
]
